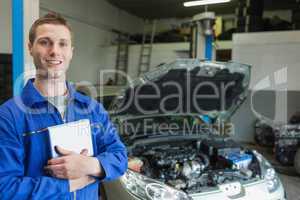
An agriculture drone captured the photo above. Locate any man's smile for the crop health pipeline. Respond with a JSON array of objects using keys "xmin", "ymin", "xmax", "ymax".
[{"xmin": 46, "ymin": 59, "xmax": 63, "ymax": 65}]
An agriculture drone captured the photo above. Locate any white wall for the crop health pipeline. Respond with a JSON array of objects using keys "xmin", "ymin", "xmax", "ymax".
[
  {"xmin": 0, "ymin": 0, "xmax": 12, "ymax": 53},
  {"xmin": 232, "ymin": 31, "xmax": 300, "ymax": 91},
  {"xmin": 99, "ymin": 40, "xmax": 234, "ymax": 83},
  {"xmin": 232, "ymin": 31, "xmax": 300, "ymax": 124},
  {"xmin": 99, "ymin": 42, "xmax": 190, "ymax": 83},
  {"xmin": 40, "ymin": 0, "xmax": 144, "ymax": 85}
]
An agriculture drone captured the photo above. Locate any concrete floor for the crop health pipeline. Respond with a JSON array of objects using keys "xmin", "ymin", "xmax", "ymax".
[
  {"xmin": 279, "ymin": 174, "xmax": 300, "ymax": 200},
  {"xmin": 245, "ymin": 143, "xmax": 300, "ymax": 200}
]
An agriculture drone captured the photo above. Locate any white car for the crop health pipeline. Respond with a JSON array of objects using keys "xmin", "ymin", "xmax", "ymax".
[{"xmin": 103, "ymin": 59, "xmax": 286, "ymax": 200}]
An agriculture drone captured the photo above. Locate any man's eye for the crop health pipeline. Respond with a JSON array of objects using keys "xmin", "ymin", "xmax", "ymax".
[
  {"xmin": 38, "ymin": 40, "xmax": 51, "ymax": 46},
  {"xmin": 39, "ymin": 40, "xmax": 48, "ymax": 45},
  {"xmin": 60, "ymin": 42, "xmax": 68, "ymax": 47}
]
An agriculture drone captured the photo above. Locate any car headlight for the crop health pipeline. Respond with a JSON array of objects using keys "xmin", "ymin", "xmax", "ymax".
[
  {"xmin": 253, "ymin": 151, "xmax": 280, "ymax": 193},
  {"xmin": 121, "ymin": 170, "xmax": 191, "ymax": 200}
]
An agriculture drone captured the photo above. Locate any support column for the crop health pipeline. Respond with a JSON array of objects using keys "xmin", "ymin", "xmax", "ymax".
[
  {"xmin": 12, "ymin": 0, "xmax": 24, "ymax": 95},
  {"xmin": 191, "ymin": 12, "xmax": 215, "ymax": 60},
  {"xmin": 12, "ymin": 0, "xmax": 39, "ymax": 95}
]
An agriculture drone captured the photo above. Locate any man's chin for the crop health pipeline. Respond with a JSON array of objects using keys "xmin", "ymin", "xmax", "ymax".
[
  {"xmin": 36, "ymin": 70, "xmax": 66, "ymax": 80},
  {"xmin": 48, "ymin": 71, "xmax": 66, "ymax": 80}
]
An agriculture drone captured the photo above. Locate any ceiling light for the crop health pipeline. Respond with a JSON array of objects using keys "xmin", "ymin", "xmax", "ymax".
[{"xmin": 183, "ymin": 0, "xmax": 231, "ymax": 7}]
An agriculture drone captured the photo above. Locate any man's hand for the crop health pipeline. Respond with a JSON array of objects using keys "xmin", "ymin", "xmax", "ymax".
[{"xmin": 45, "ymin": 146, "xmax": 103, "ymax": 179}]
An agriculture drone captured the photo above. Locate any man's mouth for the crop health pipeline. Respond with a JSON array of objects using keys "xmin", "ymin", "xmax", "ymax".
[{"xmin": 46, "ymin": 59, "xmax": 63, "ymax": 65}]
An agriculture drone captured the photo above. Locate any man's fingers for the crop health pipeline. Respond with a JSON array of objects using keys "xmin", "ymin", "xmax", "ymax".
[
  {"xmin": 55, "ymin": 146, "xmax": 74, "ymax": 156},
  {"xmin": 44, "ymin": 164, "xmax": 65, "ymax": 172},
  {"xmin": 45, "ymin": 165, "xmax": 69, "ymax": 179},
  {"xmin": 80, "ymin": 149, "xmax": 88, "ymax": 156},
  {"xmin": 44, "ymin": 166, "xmax": 65, "ymax": 178},
  {"xmin": 48, "ymin": 157, "xmax": 65, "ymax": 165}
]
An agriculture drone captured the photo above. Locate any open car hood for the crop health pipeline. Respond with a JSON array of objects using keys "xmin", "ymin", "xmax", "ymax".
[{"xmin": 111, "ymin": 59, "xmax": 251, "ymax": 121}]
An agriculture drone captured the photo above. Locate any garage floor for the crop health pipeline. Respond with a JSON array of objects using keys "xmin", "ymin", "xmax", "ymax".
[{"xmin": 245, "ymin": 144, "xmax": 300, "ymax": 200}]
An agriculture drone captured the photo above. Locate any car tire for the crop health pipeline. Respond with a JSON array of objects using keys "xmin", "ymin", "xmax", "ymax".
[{"xmin": 294, "ymin": 148, "xmax": 300, "ymax": 175}]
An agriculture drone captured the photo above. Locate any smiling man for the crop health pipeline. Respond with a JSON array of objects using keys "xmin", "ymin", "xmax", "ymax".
[{"xmin": 0, "ymin": 13, "xmax": 127, "ymax": 199}]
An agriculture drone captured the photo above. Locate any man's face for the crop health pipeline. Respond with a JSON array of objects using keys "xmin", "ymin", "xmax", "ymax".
[{"xmin": 28, "ymin": 24, "xmax": 73, "ymax": 80}]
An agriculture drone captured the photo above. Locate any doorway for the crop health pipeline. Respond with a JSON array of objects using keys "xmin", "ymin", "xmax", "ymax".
[{"xmin": 0, "ymin": 54, "xmax": 12, "ymax": 104}]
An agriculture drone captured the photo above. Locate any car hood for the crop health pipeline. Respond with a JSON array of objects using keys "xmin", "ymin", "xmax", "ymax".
[{"xmin": 111, "ymin": 59, "xmax": 251, "ymax": 121}]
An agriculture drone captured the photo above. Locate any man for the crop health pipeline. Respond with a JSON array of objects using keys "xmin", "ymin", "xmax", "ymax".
[{"xmin": 0, "ymin": 13, "xmax": 127, "ymax": 199}]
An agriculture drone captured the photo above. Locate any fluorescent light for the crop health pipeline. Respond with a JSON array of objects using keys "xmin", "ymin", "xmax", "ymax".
[{"xmin": 183, "ymin": 0, "xmax": 231, "ymax": 7}]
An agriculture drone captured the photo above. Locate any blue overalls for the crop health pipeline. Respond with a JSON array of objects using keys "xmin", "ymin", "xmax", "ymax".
[{"xmin": 0, "ymin": 79, "xmax": 127, "ymax": 199}]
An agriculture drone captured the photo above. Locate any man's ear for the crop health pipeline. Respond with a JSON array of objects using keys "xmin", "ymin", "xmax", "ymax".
[
  {"xmin": 70, "ymin": 46, "xmax": 74, "ymax": 58},
  {"xmin": 28, "ymin": 42, "xmax": 33, "ymax": 56}
]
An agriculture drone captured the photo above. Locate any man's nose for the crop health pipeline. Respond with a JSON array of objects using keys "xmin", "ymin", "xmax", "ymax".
[{"xmin": 49, "ymin": 43, "xmax": 61, "ymax": 56}]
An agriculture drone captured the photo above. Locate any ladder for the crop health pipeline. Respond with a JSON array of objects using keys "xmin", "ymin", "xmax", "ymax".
[
  {"xmin": 115, "ymin": 33, "xmax": 130, "ymax": 85},
  {"xmin": 138, "ymin": 20, "xmax": 156, "ymax": 76}
]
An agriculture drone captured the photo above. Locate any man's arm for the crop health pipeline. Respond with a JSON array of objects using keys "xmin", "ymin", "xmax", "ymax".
[
  {"xmin": 45, "ymin": 146, "xmax": 102, "ymax": 180},
  {"xmin": 44, "ymin": 103, "xmax": 127, "ymax": 181},
  {"xmin": 0, "ymin": 111, "xmax": 70, "ymax": 200},
  {"xmin": 93, "ymin": 103, "xmax": 128, "ymax": 181}
]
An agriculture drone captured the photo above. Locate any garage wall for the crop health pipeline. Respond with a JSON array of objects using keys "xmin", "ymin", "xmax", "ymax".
[
  {"xmin": 40, "ymin": 0, "xmax": 144, "ymax": 85},
  {"xmin": 99, "ymin": 40, "xmax": 236, "ymax": 83},
  {"xmin": 233, "ymin": 31, "xmax": 300, "ymax": 91},
  {"xmin": 0, "ymin": 0, "xmax": 12, "ymax": 53},
  {"xmin": 231, "ymin": 31, "xmax": 300, "ymax": 142},
  {"xmin": 98, "ymin": 42, "xmax": 190, "ymax": 83}
]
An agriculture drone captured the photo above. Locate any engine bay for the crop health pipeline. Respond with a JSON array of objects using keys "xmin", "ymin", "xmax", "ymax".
[{"xmin": 128, "ymin": 138, "xmax": 261, "ymax": 194}]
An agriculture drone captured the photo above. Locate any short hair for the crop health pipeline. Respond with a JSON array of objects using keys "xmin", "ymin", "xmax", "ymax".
[{"xmin": 29, "ymin": 12, "xmax": 72, "ymax": 44}]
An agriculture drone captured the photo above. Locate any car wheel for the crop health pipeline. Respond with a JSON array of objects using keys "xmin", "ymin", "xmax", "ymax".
[{"xmin": 294, "ymin": 148, "xmax": 300, "ymax": 175}]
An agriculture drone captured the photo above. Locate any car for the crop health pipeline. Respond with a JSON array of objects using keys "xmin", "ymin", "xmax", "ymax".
[
  {"xmin": 102, "ymin": 59, "xmax": 286, "ymax": 200},
  {"xmin": 254, "ymin": 114, "xmax": 300, "ymax": 175},
  {"xmin": 274, "ymin": 123, "xmax": 300, "ymax": 174}
]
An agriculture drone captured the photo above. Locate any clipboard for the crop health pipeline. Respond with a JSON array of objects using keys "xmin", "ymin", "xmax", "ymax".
[{"xmin": 48, "ymin": 119, "xmax": 94, "ymax": 158}]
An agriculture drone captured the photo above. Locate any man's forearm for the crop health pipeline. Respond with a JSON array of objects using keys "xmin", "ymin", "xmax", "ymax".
[
  {"xmin": 88, "ymin": 157, "xmax": 105, "ymax": 178},
  {"xmin": 68, "ymin": 157, "xmax": 103, "ymax": 192}
]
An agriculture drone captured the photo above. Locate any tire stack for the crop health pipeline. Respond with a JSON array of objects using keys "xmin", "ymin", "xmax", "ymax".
[
  {"xmin": 235, "ymin": 0, "xmax": 264, "ymax": 32},
  {"xmin": 254, "ymin": 120, "xmax": 275, "ymax": 147}
]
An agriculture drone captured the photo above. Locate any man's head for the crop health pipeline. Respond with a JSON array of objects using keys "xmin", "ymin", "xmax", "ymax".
[{"xmin": 28, "ymin": 12, "xmax": 74, "ymax": 80}]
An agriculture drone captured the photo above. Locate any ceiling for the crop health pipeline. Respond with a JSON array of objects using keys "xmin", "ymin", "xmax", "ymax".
[{"xmin": 107, "ymin": 0, "xmax": 299, "ymax": 19}]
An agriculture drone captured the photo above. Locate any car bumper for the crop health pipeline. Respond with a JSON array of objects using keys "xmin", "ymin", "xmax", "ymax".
[
  {"xmin": 190, "ymin": 179, "xmax": 285, "ymax": 200},
  {"xmin": 103, "ymin": 179, "xmax": 286, "ymax": 200}
]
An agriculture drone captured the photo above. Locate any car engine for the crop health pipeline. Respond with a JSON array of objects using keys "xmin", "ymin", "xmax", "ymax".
[{"xmin": 128, "ymin": 138, "xmax": 261, "ymax": 194}]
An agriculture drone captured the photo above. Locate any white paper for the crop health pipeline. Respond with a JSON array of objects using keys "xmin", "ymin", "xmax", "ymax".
[{"xmin": 48, "ymin": 119, "xmax": 94, "ymax": 158}]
